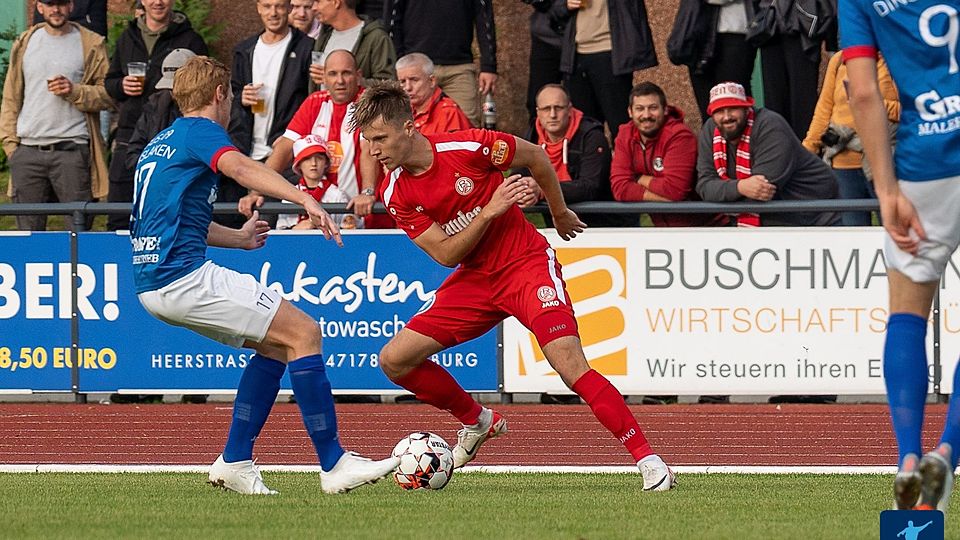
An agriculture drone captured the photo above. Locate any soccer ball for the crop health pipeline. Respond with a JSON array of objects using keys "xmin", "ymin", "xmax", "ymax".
[{"xmin": 391, "ymin": 432, "xmax": 454, "ymax": 490}]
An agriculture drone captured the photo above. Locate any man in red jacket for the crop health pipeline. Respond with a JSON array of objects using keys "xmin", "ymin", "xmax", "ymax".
[{"xmin": 611, "ymin": 81, "xmax": 727, "ymax": 227}]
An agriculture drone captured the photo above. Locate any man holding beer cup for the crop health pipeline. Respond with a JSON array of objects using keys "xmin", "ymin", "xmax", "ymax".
[
  {"xmin": 222, "ymin": 0, "xmax": 314, "ymax": 227},
  {"xmin": 0, "ymin": 0, "xmax": 113, "ymax": 231},
  {"xmin": 103, "ymin": 0, "xmax": 207, "ymax": 230}
]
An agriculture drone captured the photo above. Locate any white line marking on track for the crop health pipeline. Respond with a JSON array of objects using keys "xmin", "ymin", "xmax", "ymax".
[{"xmin": 0, "ymin": 464, "xmax": 898, "ymax": 474}]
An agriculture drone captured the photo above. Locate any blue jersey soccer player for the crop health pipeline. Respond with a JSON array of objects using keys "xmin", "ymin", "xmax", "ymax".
[
  {"xmin": 843, "ymin": 0, "xmax": 960, "ymax": 512},
  {"xmin": 130, "ymin": 56, "xmax": 397, "ymax": 495}
]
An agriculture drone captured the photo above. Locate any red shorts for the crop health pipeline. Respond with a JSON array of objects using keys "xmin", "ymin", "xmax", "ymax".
[{"xmin": 406, "ymin": 247, "xmax": 579, "ymax": 348}]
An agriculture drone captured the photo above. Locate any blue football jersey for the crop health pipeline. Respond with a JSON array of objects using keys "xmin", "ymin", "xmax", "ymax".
[
  {"xmin": 130, "ymin": 117, "xmax": 237, "ymax": 293},
  {"xmin": 840, "ymin": 0, "xmax": 960, "ymax": 181}
]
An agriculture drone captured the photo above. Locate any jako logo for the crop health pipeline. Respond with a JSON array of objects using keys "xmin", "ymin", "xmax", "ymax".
[{"xmin": 619, "ymin": 428, "xmax": 636, "ymax": 443}]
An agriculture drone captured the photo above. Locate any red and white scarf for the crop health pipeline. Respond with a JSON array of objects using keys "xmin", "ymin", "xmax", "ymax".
[{"xmin": 712, "ymin": 108, "xmax": 759, "ymax": 227}]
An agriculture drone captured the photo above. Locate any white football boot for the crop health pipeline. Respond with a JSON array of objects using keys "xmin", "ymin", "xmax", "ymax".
[
  {"xmin": 916, "ymin": 445, "xmax": 955, "ymax": 513},
  {"xmin": 638, "ymin": 454, "xmax": 677, "ymax": 491},
  {"xmin": 208, "ymin": 454, "xmax": 278, "ymax": 495},
  {"xmin": 320, "ymin": 451, "xmax": 401, "ymax": 494},
  {"xmin": 452, "ymin": 407, "xmax": 508, "ymax": 469},
  {"xmin": 893, "ymin": 453, "xmax": 922, "ymax": 510}
]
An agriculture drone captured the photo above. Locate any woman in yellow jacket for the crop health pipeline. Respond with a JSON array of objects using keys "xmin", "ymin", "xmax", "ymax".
[{"xmin": 802, "ymin": 51, "xmax": 900, "ymax": 226}]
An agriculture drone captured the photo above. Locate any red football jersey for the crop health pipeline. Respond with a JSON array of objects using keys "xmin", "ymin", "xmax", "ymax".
[
  {"xmin": 383, "ymin": 129, "xmax": 550, "ymax": 269},
  {"xmin": 283, "ymin": 89, "xmax": 363, "ymax": 197}
]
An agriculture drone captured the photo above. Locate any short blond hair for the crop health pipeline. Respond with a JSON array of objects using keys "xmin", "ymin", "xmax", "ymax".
[
  {"xmin": 172, "ymin": 56, "xmax": 230, "ymax": 114},
  {"xmin": 348, "ymin": 81, "xmax": 413, "ymax": 132}
]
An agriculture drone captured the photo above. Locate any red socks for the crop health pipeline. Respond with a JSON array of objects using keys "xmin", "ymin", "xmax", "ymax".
[
  {"xmin": 393, "ymin": 360, "xmax": 482, "ymax": 425},
  {"xmin": 573, "ymin": 369, "xmax": 653, "ymax": 461}
]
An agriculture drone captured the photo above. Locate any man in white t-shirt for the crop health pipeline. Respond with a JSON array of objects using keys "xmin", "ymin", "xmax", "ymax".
[{"xmin": 222, "ymin": 0, "xmax": 314, "ymax": 226}]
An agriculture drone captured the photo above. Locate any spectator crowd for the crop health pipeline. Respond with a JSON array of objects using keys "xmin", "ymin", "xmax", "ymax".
[{"xmin": 1, "ymin": 0, "xmax": 895, "ymax": 233}]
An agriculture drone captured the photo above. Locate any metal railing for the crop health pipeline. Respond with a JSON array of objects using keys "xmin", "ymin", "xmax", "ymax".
[{"xmin": 0, "ymin": 199, "xmax": 882, "ymax": 222}]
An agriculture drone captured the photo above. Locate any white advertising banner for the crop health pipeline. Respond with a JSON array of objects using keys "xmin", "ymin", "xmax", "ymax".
[{"xmin": 503, "ymin": 228, "xmax": 960, "ymax": 395}]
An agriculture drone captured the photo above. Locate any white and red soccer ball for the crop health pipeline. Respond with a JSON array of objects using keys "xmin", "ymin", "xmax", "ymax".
[{"xmin": 391, "ymin": 432, "xmax": 454, "ymax": 490}]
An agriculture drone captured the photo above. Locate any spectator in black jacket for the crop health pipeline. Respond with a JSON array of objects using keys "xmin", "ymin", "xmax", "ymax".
[
  {"xmin": 522, "ymin": 0, "xmax": 567, "ymax": 124},
  {"xmin": 103, "ymin": 0, "xmax": 207, "ymax": 230},
  {"xmin": 556, "ymin": 0, "xmax": 657, "ymax": 135},
  {"xmin": 520, "ymin": 84, "xmax": 632, "ymax": 228},
  {"xmin": 224, "ymin": 0, "xmax": 313, "ymax": 227},
  {"xmin": 387, "ymin": 0, "xmax": 497, "ymax": 126},
  {"xmin": 124, "ymin": 48, "xmax": 195, "ymax": 172},
  {"xmin": 33, "ymin": 0, "xmax": 107, "ymax": 36}
]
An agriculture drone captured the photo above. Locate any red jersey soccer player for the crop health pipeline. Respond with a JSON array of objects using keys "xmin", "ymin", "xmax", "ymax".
[{"xmin": 350, "ymin": 82, "xmax": 676, "ymax": 491}]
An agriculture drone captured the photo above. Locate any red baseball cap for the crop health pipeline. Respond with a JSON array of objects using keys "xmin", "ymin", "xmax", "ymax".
[
  {"xmin": 292, "ymin": 135, "xmax": 329, "ymax": 175},
  {"xmin": 707, "ymin": 82, "xmax": 755, "ymax": 115}
]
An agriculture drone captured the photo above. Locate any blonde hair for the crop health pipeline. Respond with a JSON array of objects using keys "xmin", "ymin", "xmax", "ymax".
[
  {"xmin": 172, "ymin": 56, "xmax": 230, "ymax": 114},
  {"xmin": 348, "ymin": 80, "xmax": 413, "ymax": 133}
]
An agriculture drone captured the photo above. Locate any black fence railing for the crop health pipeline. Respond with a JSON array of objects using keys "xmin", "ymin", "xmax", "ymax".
[{"xmin": 0, "ymin": 198, "xmax": 882, "ymax": 223}]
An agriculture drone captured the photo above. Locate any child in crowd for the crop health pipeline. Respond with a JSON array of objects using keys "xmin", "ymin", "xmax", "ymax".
[{"xmin": 277, "ymin": 134, "xmax": 362, "ymax": 230}]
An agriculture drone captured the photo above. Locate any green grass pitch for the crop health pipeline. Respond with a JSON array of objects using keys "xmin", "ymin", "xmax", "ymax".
[{"xmin": 3, "ymin": 472, "xmax": 955, "ymax": 539}]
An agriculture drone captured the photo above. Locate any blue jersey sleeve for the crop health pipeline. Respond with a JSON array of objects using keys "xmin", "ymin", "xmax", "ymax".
[
  {"xmin": 186, "ymin": 119, "xmax": 239, "ymax": 173},
  {"xmin": 839, "ymin": 0, "xmax": 878, "ymax": 60}
]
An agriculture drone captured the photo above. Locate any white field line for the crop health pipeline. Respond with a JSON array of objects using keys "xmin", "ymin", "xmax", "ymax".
[{"xmin": 0, "ymin": 464, "xmax": 898, "ymax": 474}]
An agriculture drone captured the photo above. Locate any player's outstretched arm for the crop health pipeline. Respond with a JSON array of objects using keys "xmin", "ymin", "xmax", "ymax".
[
  {"xmin": 207, "ymin": 210, "xmax": 269, "ymax": 249},
  {"xmin": 238, "ymin": 137, "xmax": 296, "ymax": 217},
  {"xmin": 846, "ymin": 56, "xmax": 925, "ymax": 254},
  {"xmin": 412, "ymin": 175, "xmax": 527, "ymax": 267},
  {"xmin": 511, "ymin": 137, "xmax": 586, "ymax": 240},
  {"xmin": 218, "ymin": 150, "xmax": 343, "ymax": 246}
]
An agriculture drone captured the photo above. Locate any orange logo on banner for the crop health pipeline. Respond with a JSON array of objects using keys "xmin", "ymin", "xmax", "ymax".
[{"xmin": 518, "ymin": 247, "xmax": 627, "ymax": 377}]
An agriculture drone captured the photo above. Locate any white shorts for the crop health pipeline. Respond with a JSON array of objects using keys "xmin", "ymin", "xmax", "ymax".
[
  {"xmin": 885, "ymin": 175, "xmax": 960, "ymax": 283},
  {"xmin": 138, "ymin": 261, "xmax": 282, "ymax": 348}
]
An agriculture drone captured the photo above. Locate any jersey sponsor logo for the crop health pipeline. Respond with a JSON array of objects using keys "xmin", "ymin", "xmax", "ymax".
[
  {"xmin": 491, "ymin": 140, "xmax": 509, "ymax": 166},
  {"xmin": 327, "ymin": 140, "xmax": 344, "ymax": 173},
  {"xmin": 441, "ymin": 206, "xmax": 483, "ymax": 236},
  {"xmin": 916, "ymin": 89, "xmax": 960, "ymax": 135},
  {"xmin": 455, "ymin": 176, "xmax": 474, "ymax": 196},
  {"xmin": 871, "ymin": 0, "xmax": 923, "ymax": 17},
  {"xmin": 653, "ymin": 157, "xmax": 664, "ymax": 172},
  {"xmin": 537, "ymin": 286, "xmax": 557, "ymax": 302},
  {"xmin": 130, "ymin": 236, "xmax": 161, "ymax": 252}
]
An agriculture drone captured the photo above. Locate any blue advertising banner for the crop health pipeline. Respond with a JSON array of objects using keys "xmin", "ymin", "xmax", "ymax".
[
  {"xmin": 0, "ymin": 231, "xmax": 499, "ymax": 393},
  {"xmin": 0, "ymin": 232, "xmax": 73, "ymax": 391}
]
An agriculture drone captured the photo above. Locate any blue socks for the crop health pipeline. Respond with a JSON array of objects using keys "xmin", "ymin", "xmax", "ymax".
[
  {"xmin": 941, "ymin": 364, "xmax": 960, "ymax": 468},
  {"xmin": 223, "ymin": 354, "xmax": 286, "ymax": 463},
  {"xmin": 884, "ymin": 313, "xmax": 929, "ymax": 467},
  {"xmin": 288, "ymin": 354, "xmax": 345, "ymax": 471}
]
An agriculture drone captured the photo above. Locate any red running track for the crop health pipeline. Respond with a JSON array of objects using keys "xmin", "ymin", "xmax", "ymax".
[{"xmin": 0, "ymin": 403, "xmax": 946, "ymax": 466}]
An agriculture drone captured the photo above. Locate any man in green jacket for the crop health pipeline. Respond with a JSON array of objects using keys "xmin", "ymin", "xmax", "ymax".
[
  {"xmin": 309, "ymin": 0, "xmax": 396, "ymax": 92},
  {"xmin": 0, "ymin": 0, "xmax": 113, "ymax": 231}
]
